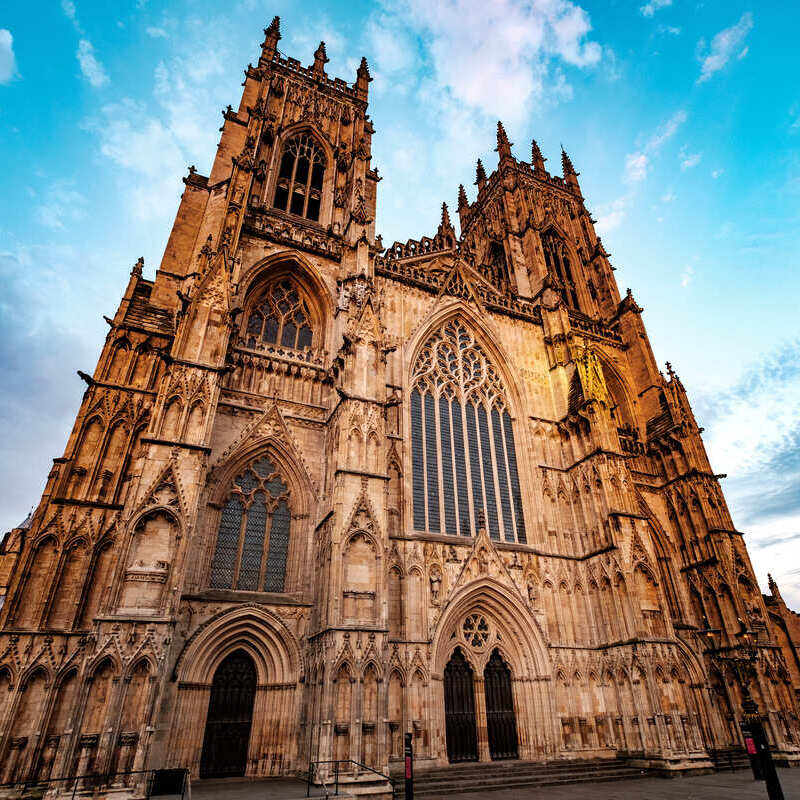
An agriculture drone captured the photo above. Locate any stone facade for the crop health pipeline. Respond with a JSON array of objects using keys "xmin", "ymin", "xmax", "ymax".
[{"xmin": 1, "ymin": 16, "xmax": 799, "ymax": 793}]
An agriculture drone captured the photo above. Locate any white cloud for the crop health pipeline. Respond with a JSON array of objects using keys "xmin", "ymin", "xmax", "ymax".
[
  {"xmin": 76, "ymin": 39, "xmax": 109, "ymax": 87},
  {"xmin": 146, "ymin": 26, "xmax": 168, "ymax": 39},
  {"xmin": 680, "ymin": 263, "xmax": 694, "ymax": 287},
  {"xmin": 658, "ymin": 25, "xmax": 681, "ymax": 36},
  {"xmin": 680, "ymin": 147, "xmax": 702, "ymax": 169},
  {"xmin": 624, "ymin": 152, "xmax": 648, "ymax": 184},
  {"xmin": 35, "ymin": 184, "xmax": 87, "ymax": 230},
  {"xmin": 371, "ymin": 0, "xmax": 604, "ymax": 124},
  {"xmin": 595, "ymin": 196, "xmax": 629, "ymax": 233},
  {"xmin": 0, "ymin": 29, "xmax": 18, "ymax": 84},
  {"xmin": 712, "ymin": 168, "xmax": 724, "ymax": 178},
  {"xmin": 661, "ymin": 191, "xmax": 676, "ymax": 202},
  {"xmin": 624, "ymin": 109, "xmax": 687, "ymax": 183},
  {"xmin": 640, "ymin": 0, "xmax": 672, "ymax": 17},
  {"xmin": 697, "ymin": 12, "xmax": 754, "ymax": 84},
  {"xmin": 61, "ymin": 0, "xmax": 77, "ymax": 23}
]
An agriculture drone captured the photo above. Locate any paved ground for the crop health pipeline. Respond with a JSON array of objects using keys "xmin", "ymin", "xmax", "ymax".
[
  {"xmin": 188, "ymin": 769, "xmax": 799, "ymax": 799},
  {"xmin": 424, "ymin": 769, "xmax": 799, "ymax": 800}
]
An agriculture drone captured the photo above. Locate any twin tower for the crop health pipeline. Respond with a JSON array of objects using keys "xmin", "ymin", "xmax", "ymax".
[{"xmin": 0, "ymin": 15, "xmax": 797, "ymax": 794}]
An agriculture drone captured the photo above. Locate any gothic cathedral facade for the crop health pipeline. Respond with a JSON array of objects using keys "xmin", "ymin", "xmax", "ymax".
[{"xmin": 1, "ymin": 16, "xmax": 798, "ymax": 790}]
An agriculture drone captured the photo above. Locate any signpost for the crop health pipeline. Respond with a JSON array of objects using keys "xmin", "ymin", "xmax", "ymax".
[{"xmin": 404, "ymin": 732, "xmax": 414, "ymax": 800}]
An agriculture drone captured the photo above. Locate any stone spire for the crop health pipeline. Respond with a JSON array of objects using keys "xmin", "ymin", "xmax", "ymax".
[
  {"xmin": 531, "ymin": 138, "xmax": 546, "ymax": 173},
  {"xmin": 475, "ymin": 159, "xmax": 487, "ymax": 190},
  {"xmin": 457, "ymin": 183, "xmax": 469, "ymax": 210},
  {"xmin": 355, "ymin": 56, "xmax": 372, "ymax": 99},
  {"xmin": 311, "ymin": 41, "xmax": 329, "ymax": 77},
  {"xmin": 495, "ymin": 121, "xmax": 513, "ymax": 161},
  {"xmin": 260, "ymin": 16, "xmax": 281, "ymax": 63},
  {"xmin": 437, "ymin": 202, "xmax": 456, "ymax": 244},
  {"xmin": 441, "ymin": 202, "xmax": 452, "ymax": 231},
  {"xmin": 768, "ymin": 573, "xmax": 783, "ymax": 603}
]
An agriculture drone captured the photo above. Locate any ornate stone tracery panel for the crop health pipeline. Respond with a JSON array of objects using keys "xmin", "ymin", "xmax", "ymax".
[{"xmin": 410, "ymin": 319, "xmax": 526, "ymax": 543}]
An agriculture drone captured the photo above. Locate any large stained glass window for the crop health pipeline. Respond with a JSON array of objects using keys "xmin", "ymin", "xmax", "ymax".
[
  {"xmin": 210, "ymin": 456, "xmax": 292, "ymax": 592},
  {"xmin": 410, "ymin": 319, "xmax": 527, "ymax": 543}
]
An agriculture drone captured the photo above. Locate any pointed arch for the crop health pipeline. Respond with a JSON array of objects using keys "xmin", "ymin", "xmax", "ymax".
[{"xmin": 407, "ymin": 310, "xmax": 529, "ymax": 543}]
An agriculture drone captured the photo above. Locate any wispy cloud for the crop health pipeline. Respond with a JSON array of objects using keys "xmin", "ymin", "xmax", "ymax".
[
  {"xmin": 658, "ymin": 24, "xmax": 681, "ymax": 36},
  {"xmin": 640, "ymin": 0, "xmax": 672, "ymax": 18},
  {"xmin": 76, "ymin": 39, "xmax": 109, "ymax": 87},
  {"xmin": 680, "ymin": 146, "xmax": 702, "ymax": 169},
  {"xmin": 697, "ymin": 12, "xmax": 754, "ymax": 84},
  {"xmin": 680, "ymin": 263, "xmax": 694, "ymax": 287},
  {"xmin": 146, "ymin": 26, "xmax": 168, "ymax": 39},
  {"xmin": 712, "ymin": 168, "xmax": 724, "ymax": 178},
  {"xmin": 0, "ymin": 29, "xmax": 19, "ymax": 84},
  {"xmin": 661, "ymin": 191, "xmax": 676, "ymax": 202},
  {"xmin": 595, "ymin": 196, "xmax": 629, "ymax": 233},
  {"xmin": 35, "ymin": 184, "xmax": 88, "ymax": 230},
  {"xmin": 624, "ymin": 108, "xmax": 687, "ymax": 183}
]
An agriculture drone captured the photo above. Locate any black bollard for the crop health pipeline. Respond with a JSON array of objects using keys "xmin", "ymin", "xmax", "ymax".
[{"xmin": 404, "ymin": 732, "xmax": 414, "ymax": 800}]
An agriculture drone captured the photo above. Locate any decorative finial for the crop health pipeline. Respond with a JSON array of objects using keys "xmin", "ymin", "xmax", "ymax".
[
  {"xmin": 312, "ymin": 41, "xmax": 329, "ymax": 76},
  {"xmin": 475, "ymin": 159, "xmax": 487, "ymax": 187},
  {"xmin": 458, "ymin": 183, "xmax": 468, "ymax": 209},
  {"xmin": 132, "ymin": 256, "xmax": 144, "ymax": 277},
  {"xmin": 265, "ymin": 16, "xmax": 281, "ymax": 38},
  {"xmin": 495, "ymin": 120, "xmax": 513, "ymax": 160}
]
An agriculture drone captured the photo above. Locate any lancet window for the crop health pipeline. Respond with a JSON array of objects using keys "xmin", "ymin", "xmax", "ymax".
[
  {"xmin": 542, "ymin": 233, "xmax": 579, "ymax": 309},
  {"xmin": 273, "ymin": 133, "xmax": 326, "ymax": 222},
  {"xmin": 410, "ymin": 319, "xmax": 526, "ymax": 543},
  {"xmin": 209, "ymin": 456, "xmax": 291, "ymax": 592},
  {"xmin": 244, "ymin": 278, "xmax": 315, "ymax": 351}
]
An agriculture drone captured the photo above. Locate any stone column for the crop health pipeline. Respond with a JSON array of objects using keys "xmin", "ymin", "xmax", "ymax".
[{"xmin": 474, "ymin": 675, "xmax": 490, "ymax": 762}]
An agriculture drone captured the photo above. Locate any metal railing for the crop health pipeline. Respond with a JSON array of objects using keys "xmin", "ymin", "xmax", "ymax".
[
  {"xmin": 0, "ymin": 768, "xmax": 189, "ymax": 800},
  {"xmin": 305, "ymin": 760, "xmax": 395, "ymax": 798}
]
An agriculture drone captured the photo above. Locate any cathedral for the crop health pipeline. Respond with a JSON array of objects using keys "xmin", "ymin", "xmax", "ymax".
[{"xmin": 1, "ymin": 16, "xmax": 799, "ymax": 795}]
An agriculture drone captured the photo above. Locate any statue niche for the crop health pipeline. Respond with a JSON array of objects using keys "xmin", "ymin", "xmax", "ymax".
[{"xmin": 119, "ymin": 511, "xmax": 176, "ymax": 613}]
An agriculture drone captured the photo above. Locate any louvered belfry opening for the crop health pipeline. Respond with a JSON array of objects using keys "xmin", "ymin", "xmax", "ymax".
[
  {"xmin": 410, "ymin": 319, "xmax": 526, "ymax": 542},
  {"xmin": 209, "ymin": 456, "xmax": 291, "ymax": 593},
  {"xmin": 273, "ymin": 133, "xmax": 326, "ymax": 221}
]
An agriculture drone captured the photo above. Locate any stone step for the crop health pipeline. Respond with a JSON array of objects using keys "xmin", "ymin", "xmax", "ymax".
[{"xmin": 396, "ymin": 759, "xmax": 646, "ymax": 798}]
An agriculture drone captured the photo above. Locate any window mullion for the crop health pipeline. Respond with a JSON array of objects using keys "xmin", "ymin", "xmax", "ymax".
[
  {"xmin": 486, "ymin": 407, "xmax": 505, "ymax": 541},
  {"xmin": 233, "ymin": 501, "xmax": 247, "ymax": 588},
  {"xmin": 500, "ymin": 413, "xmax": 518, "ymax": 540},
  {"xmin": 258, "ymin": 504, "xmax": 272, "ymax": 590}
]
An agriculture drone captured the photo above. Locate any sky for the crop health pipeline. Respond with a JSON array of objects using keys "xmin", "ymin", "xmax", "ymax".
[{"xmin": 1, "ymin": 0, "xmax": 799, "ymax": 606}]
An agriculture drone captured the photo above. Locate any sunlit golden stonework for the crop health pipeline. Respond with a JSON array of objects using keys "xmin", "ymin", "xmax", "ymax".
[{"xmin": 1, "ymin": 16, "xmax": 799, "ymax": 795}]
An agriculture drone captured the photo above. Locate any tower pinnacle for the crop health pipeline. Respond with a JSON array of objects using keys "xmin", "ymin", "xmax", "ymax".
[
  {"xmin": 457, "ymin": 183, "xmax": 469, "ymax": 210},
  {"xmin": 531, "ymin": 138, "xmax": 546, "ymax": 173},
  {"xmin": 312, "ymin": 41, "xmax": 329, "ymax": 77},
  {"xmin": 561, "ymin": 146, "xmax": 581, "ymax": 193},
  {"xmin": 495, "ymin": 121, "xmax": 513, "ymax": 160},
  {"xmin": 261, "ymin": 16, "xmax": 281, "ymax": 64},
  {"xmin": 355, "ymin": 57, "xmax": 372, "ymax": 99},
  {"xmin": 475, "ymin": 159, "xmax": 487, "ymax": 190}
]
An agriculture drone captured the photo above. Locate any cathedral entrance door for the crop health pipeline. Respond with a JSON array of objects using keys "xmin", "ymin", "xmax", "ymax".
[
  {"xmin": 484, "ymin": 649, "xmax": 518, "ymax": 760},
  {"xmin": 444, "ymin": 648, "xmax": 478, "ymax": 763},
  {"xmin": 200, "ymin": 650, "xmax": 257, "ymax": 778}
]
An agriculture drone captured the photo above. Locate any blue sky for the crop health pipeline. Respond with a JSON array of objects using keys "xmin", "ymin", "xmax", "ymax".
[{"xmin": 1, "ymin": 1, "xmax": 799, "ymax": 605}]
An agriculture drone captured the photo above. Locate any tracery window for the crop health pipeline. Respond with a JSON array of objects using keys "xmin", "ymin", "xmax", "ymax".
[
  {"xmin": 209, "ymin": 456, "xmax": 291, "ymax": 592},
  {"xmin": 273, "ymin": 133, "xmax": 326, "ymax": 222},
  {"xmin": 244, "ymin": 278, "xmax": 314, "ymax": 350},
  {"xmin": 410, "ymin": 319, "xmax": 527, "ymax": 543},
  {"xmin": 542, "ymin": 233, "xmax": 579, "ymax": 309}
]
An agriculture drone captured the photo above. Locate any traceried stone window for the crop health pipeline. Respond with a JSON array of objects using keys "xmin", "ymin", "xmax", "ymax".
[
  {"xmin": 244, "ymin": 278, "xmax": 314, "ymax": 351},
  {"xmin": 463, "ymin": 614, "xmax": 490, "ymax": 648},
  {"xmin": 273, "ymin": 133, "xmax": 326, "ymax": 222},
  {"xmin": 542, "ymin": 233, "xmax": 579, "ymax": 309},
  {"xmin": 410, "ymin": 319, "xmax": 527, "ymax": 543},
  {"xmin": 209, "ymin": 456, "xmax": 291, "ymax": 592}
]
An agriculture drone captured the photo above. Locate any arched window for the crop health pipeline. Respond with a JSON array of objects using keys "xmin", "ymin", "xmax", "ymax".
[
  {"xmin": 410, "ymin": 319, "xmax": 526, "ymax": 543},
  {"xmin": 244, "ymin": 277, "xmax": 315, "ymax": 351},
  {"xmin": 273, "ymin": 133, "xmax": 326, "ymax": 221},
  {"xmin": 542, "ymin": 232, "xmax": 579, "ymax": 309},
  {"xmin": 209, "ymin": 455, "xmax": 292, "ymax": 592}
]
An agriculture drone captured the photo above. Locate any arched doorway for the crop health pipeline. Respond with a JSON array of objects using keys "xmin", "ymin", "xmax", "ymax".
[
  {"xmin": 444, "ymin": 648, "xmax": 478, "ymax": 763},
  {"xmin": 200, "ymin": 650, "xmax": 257, "ymax": 778},
  {"xmin": 484, "ymin": 649, "xmax": 518, "ymax": 760}
]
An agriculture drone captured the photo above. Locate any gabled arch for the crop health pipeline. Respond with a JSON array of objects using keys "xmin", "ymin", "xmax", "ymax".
[{"xmin": 175, "ymin": 605, "xmax": 301, "ymax": 685}]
